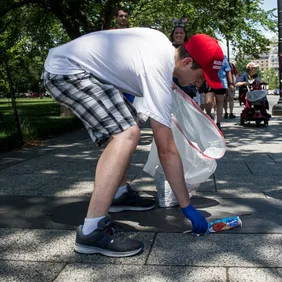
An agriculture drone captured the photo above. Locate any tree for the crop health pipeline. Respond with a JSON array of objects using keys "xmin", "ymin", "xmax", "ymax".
[
  {"xmin": 0, "ymin": 0, "xmax": 278, "ymax": 89},
  {"xmin": 0, "ymin": 0, "xmax": 140, "ymax": 39},
  {"xmin": 129, "ymin": 0, "xmax": 277, "ymax": 60},
  {"xmin": 260, "ymin": 68, "xmax": 279, "ymax": 89}
]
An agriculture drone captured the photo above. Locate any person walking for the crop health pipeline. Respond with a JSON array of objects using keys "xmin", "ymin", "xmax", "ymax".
[
  {"xmin": 42, "ymin": 28, "xmax": 224, "ymax": 257},
  {"xmin": 170, "ymin": 17, "xmax": 196, "ymax": 99},
  {"xmin": 223, "ymin": 62, "xmax": 239, "ymax": 119},
  {"xmin": 204, "ymin": 55, "xmax": 233, "ymax": 131}
]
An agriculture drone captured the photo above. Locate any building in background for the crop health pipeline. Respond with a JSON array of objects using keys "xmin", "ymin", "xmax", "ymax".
[{"xmin": 253, "ymin": 37, "xmax": 279, "ymax": 72}]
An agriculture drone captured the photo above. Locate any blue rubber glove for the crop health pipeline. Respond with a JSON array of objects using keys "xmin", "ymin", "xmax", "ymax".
[{"xmin": 182, "ymin": 204, "xmax": 208, "ymax": 235}]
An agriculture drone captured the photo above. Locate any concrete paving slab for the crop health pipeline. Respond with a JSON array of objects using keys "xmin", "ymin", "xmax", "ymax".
[
  {"xmin": 0, "ymin": 229, "xmax": 29, "ymax": 253},
  {"xmin": 214, "ymin": 163, "xmax": 252, "ymax": 176},
  {"xmin": 214, "ymin": 175, "xmax": 282, "ymax": 198},
  {"xmin": 268, "ymin": 153, "xmax": 282, "ymax": 163},
  {"xmin": 215, "ymin": 175, "xmax": 259, "ymax": 190},
  {"xmin": 0, "ymin": 229, "xmax": 154, "ymax": 265},
  {"xmin": 255, "ymin": 144, "xmax": 282, "ymax": 154},
  {"xmin": 55, "ymin": 264, "xmax": 227, "ymax": 282},
  {"xmin": 228, "ymin": 267, "xmax": 282, "ymax": 282},
  {"xmin": 0, "ymin": 261, "xmax": 66, "ymax": 282},
  {"xmin": 0, "ymin": 147, "xmax": 55, "ymax": 171},
  {"xmin": 265, "ymin": 191, "xmax": 282, "ymax": 200},
  {"xmin": 2, "ymin": 195, "xmax": 282, "ymax": 233},
  {"xmin": 148, "ymin": 233, "xmax": 282, "ymax": 267},
  {"xmin": 0, "ymin": 174, "xmax": 61, "ymax": 196},
  {"xmin": 36, "ymin": 178, "xmax": 93, "ymax": 197},
  {"xmin": 229, "ymin": 213, "xmax": 282, "ymax": 234},
  {"xmin": 247, "ymin": 162, "xmax": 282, "ymax": 176},
  {"xmin": 218, "ymin": 152, "xmax": 274, "ymax": 163}
]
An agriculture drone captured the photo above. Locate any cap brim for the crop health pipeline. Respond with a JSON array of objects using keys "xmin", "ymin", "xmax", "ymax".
[{"xmin": 203, "ymin": 69, "xmax": 224, "ymax": 89}]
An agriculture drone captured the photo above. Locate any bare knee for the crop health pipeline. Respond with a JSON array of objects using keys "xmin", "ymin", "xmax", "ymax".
[{"xmin": 114, "ymin": 125, "xmax": 140, "ymax": 147}]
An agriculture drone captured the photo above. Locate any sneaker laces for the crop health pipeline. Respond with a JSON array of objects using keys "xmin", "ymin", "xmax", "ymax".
[
  {"xmin": 103, "ymin": 221, "xmax": 129, "ymax": 244},
  {"xmin": 130, "ymin": 189, "xmax": 141, "ymax": 199},
  {"xmin": 103, "ymin": 221, "xmax": 119, "ymax": 237}
]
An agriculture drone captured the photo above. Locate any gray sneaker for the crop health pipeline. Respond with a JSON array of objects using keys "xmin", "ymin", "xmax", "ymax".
[
  {"xmin": 109, "ymin": 183, "xmax": 156, "ymax": 213},
  {"xmin": 74, "ymin": 216, "xmax": 144, "ymax": 257}
]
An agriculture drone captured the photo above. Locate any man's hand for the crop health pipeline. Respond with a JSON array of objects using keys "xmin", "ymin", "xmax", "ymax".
[{"xmin": 182, "ymin": 203, "xmax": 208, "ymax": 234}]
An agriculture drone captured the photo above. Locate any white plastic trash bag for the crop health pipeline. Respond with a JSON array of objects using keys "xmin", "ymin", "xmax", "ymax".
[
  {"xmin": 144, "ymin": 86, "xmax": 226, "ymax": 207},
  {"xmin": 155, "ymin": 165, "xmax": 200, "ymax": 208}
]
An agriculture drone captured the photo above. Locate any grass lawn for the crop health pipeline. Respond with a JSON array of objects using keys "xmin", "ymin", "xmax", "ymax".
[{"xmin": 0, "ymin": 97, "xmax": 83, "ymax": 152}]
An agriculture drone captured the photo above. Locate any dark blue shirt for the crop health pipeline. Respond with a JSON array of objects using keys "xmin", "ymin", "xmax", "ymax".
[
  {"xmin": 237, "ymin": 72, "xmax": 260, "ymax": 94},
  {"xmin": 173, "ymin": 77, "xmax": 197, "ymax": 98},
  {"xmin": 237, "ymin": 72, "xmax": 260, "ymax": 83}
]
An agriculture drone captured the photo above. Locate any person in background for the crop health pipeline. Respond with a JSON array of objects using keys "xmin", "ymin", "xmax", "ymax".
[
  {"xmin": 236, "ymin": 62, "xmax": 270, "ymax": 116},
  {"xmin": 114, "ymin": 7, "xmax": 135, "ymax": 103},
  {"xmin": 235, "ymin": 62, "xmax": 260, "ymax": 90},
  {"xmin": 236, "ymin": 62, "xmax": 260, "ymax": 105},
  {"xmin": 204, "ymin": 55, "xmax": 233, "ymax": 131},
  {"xmin": 170, "ymin": 17, "xmax": 197, "ymax": 99},
  {"xmin": 170, "ymin": 18, "xmax": 188, "ymax": 48},
  {"xmin": 115, "ymin": 7, "xmax": 129, "ymax": 29},
  {"xmin": 223, "ymin": 62, "xmax": 239, "ymax": 118}
]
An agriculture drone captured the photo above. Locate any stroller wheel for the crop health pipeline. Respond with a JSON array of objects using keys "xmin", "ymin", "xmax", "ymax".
[{"xmin": 264, "ymin": 120, "xmax": 269, "ymax": 125}]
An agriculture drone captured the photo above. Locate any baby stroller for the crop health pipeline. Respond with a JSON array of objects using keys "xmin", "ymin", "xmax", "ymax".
[{"xmin": 240, "ymin": 83, "xmax": 271, "ymax": 126}]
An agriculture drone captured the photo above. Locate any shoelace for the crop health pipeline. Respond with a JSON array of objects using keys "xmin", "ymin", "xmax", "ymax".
[
  {"xmin": 104, "ymin": 221, "xmax": 120, "ymax": 239},
  {"xmin": 129, "ymin": 189, "xmax": 141, "ymax": 199}
]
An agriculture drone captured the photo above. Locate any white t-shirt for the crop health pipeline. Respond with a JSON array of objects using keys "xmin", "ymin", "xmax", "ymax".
[{"xmin": 44, "ymin": 27, "xmax": 175, "ymax": 127}]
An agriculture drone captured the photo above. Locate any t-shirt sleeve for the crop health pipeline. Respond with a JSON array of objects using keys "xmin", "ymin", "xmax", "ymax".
[
  {"xmin": 137, "ymin": 74, "xmax": 172, "ymax": 128},
  {"xmin": 237, "ymin": 72, "xmax": 247, "ymax": 82}
]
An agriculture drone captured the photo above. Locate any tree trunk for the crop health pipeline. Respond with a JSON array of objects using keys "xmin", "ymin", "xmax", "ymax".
[{"xmin": 4, "ymin": 60, "xmax": 24, "ymax": 146}]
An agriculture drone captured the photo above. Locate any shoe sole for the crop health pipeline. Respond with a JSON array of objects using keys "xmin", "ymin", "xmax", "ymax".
[
  {"xmin": 74, "ymin": 243, "xmax": 144, "ymax": 257},
  {"xmin": 109, "ymin": 203, "xmax": 156, "ymax": 213}
]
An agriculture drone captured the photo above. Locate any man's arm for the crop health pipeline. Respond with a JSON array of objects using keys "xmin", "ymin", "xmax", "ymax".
[
  {"xmin": 226, "ymin": 70, "xmax": 235, "ymax": 91},
  {"xmin": 235, "ymin": 73, "xmax": 249, "ymax": 88},
  {"xmin": 150, "ymin": 118, "xmax": 190, "ymax": 208},
  {"xmin": 150, "ymin": 118, "xmax": 208, "ymax": 234},
  {"xmin": 235, "ymin": 81, "xmax": 249, "ymax": 87}
]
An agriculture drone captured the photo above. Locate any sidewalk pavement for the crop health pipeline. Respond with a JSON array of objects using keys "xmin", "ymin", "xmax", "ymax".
[{"xmin": 0, "ymin": 98, "xmax": 282, "ymax": 282}]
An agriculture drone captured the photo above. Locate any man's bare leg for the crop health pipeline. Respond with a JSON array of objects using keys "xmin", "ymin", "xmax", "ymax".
[
  {"xmin": 86, "ymin": 125, "xmax": 140, "ymax": 218},
  {"xmin": 75, "ymin": 125, "xmax": 144, "ymax": 256}
]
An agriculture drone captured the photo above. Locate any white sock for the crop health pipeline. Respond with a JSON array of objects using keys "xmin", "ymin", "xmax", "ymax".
[
  {"xmin": 82, "ymin": 216, "xmax": 105, "ymax": 235},
  {"xmin": 114, "ymin": 184, "xmax": 128, "ymax": 199}
]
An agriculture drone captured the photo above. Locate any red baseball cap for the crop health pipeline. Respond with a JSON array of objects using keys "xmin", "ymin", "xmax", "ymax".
[{"xmin": 184, "ymin": 34, "xmax": 224, "ymax": 89}]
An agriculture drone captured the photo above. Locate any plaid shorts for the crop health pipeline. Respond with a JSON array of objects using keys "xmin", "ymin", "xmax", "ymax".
[{"xmin": 42, "ymin": 70, "xmax": 137, "ymax": 146}]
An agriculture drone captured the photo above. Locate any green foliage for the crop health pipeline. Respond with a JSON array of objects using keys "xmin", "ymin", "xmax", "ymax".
[
  {"xmin": 260, "ymin": 68, "xmax": 279, "ymax": 89},
  {"xmin": 0, "ymin": 6, "xmax": 69, "ymax": 96},
  {"xmin": 128, "ymin": 0, "xmax": 277, "ymax": 60},
  {"xmin": 0, "ymin": 98, "xmax": 83, "ymax": 151}
]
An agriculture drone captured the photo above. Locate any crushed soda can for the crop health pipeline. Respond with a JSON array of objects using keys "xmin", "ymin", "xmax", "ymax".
[{"xmin": 185, "ymin": 216, "xmax": 242, "ymax": 236}]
